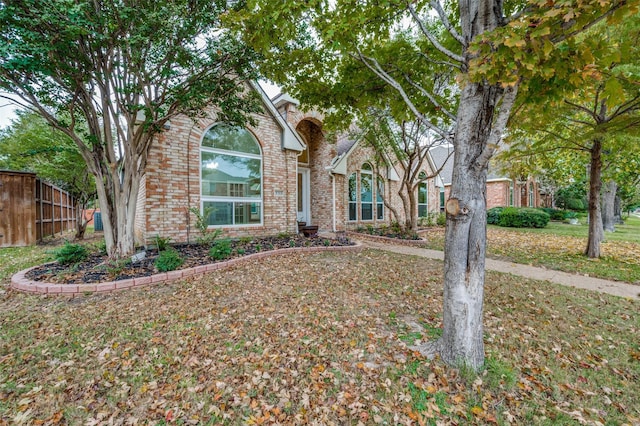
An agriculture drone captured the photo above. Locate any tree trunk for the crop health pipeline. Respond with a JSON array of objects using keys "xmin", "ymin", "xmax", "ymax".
[
  {"xmin": 601, "ymin": 180, "xmax": 617, "ymax": 232},
  {"xmin": 74, "ymin": 203, "xmax": 91, "ymax": 240},
  {"xmin": 613, "ymin": 191, "xmax": 624, "ymax": 225},
  {"xmin": 585, "ymin": 139, "xmax": 604, "ymax": 258},
  {"xmin": 438, "ymin": 82, "xmax": 506, "ymax": 371},
  {"xmin": 407, "ymin": 184, "xmax": 418, "ymax": 232},
  {"xmin": 90, "ymin": 161, "xmax": 142, "ymax": 259}
]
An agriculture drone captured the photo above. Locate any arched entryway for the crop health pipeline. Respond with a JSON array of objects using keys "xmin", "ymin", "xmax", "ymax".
[{"xmin": 295, "ymin": 118, "xmax": 335, "ymax": 232}]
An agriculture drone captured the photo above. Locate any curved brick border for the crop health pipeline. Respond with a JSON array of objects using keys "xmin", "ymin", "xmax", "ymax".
[
  {"xmin": 11, "ymin": 243, "xmax": 363, "ymax": 296},
  {"xmin": 346, "ymin": 231, "xmax": 426, "ymax": 247}
]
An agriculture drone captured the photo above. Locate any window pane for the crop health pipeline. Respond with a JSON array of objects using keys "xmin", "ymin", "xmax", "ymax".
[
  {"xmin": 418, "ymin": 183, "xmax": 428, "ymax": 204},
  {"xmin": 201, "ymin": 152, "xmax": 261, "ymax": 198},
  {"xmin": 418, "ymin": 205, "xmax": 428, "ymax": 217},
  {"xmin": 377, "ymin": 203, "xmax": 384, "ymax": 220},
  {"xmin": 348, "ymin": 174, "xmax": 357, "ymax": 202},
  {"xmin": 376, "ymin": 177, "xmax": 384, "ymax": 202},
  {"xmin": 349, "ymin": 202, "xmax": 357, "ymax": 221},
  {"xmin": 361, "ymin": 174, "xmax": 372, "ymax": 202},
  {"xmin": 235, "ymin": 202, "xmax": 261, "ymax": 225},
  {"xmin": 202, "ymin": 125, "xmax": 260, "ymax": 154},
  {"xmin": 204, "ymin": 201, "xmax": 233, "ymax": 226},
  {"xmin": 361, "ymin": 203, "xmax": 373, "ymax": 221},
  {"xmin": 204, "ymin": 201, "xmax": 260, "ymax": 225}
]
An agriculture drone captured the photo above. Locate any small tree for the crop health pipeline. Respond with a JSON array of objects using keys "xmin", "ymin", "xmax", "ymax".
[
  {"xmin": 0, "ymin": 0, "xmax": 260, "ymax": 258},
  {"xmin": 356, "ymin": 109, "xmax": 448, "ymax": 232}
]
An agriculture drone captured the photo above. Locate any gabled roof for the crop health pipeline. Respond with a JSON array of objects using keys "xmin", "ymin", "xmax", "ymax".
[{"xmin": 249, "ymin": 82, "xmax": 306, "ymax": 152}]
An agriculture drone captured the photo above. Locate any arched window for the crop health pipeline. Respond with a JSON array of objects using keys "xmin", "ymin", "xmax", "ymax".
[
  {"xmin": 200, "ymin": 125, "xmax": 262, "ymax": 226},
  {"xmin": 376, "ymin": 176, "xmax": 385, "ymax": 220},
  {"xmin": 348, "ymin": 173, "xmax": 357, "ymax": 221},
  {"xmin": 418, "ymin": 171, "xmax": 428, "ymax": 217},
  {"xmin": 360, "ymin": 163, "xmax": 373, "ymax": 221}
]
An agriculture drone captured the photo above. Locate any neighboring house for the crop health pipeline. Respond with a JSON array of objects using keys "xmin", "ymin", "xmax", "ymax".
[
  {"xmin": 430, "ymin": 145, "xmax": 548, "ymax": 210},
  {"xmin": 134, "ymin": 84, "xmax": 440, "ymax": 245}
]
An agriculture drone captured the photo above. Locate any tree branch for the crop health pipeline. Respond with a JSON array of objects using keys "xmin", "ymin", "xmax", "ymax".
[
  {"xmin": 407, "ymin": 3, "xmax": 464, "ymax": 63},
  {"xmin": 429, "ymin": 0, "xmax": 465, "ymax": 45},
  {"xmin": 352, "ymin": 48, "xmax": 453, "ymax": 143}
]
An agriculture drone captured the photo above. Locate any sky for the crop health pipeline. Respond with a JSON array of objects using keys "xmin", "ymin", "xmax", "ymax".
[{"xmin": 0, "ymin": 80, "xmax": 282, "ymax": 131}]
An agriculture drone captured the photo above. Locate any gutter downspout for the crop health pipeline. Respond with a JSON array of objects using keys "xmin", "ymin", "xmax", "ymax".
[{"xmin": 331, "ymin": 173, "xmax": 336, "ymax": 232}]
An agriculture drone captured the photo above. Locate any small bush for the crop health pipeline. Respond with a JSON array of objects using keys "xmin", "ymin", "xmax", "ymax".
[
  {"xmin": 154, "ymin": 235, "xmax": 172, "ymax": 251},
  {"xmin": 209, "ymin": 239, "xmax": 232, "ymax": 260},
  {"xmin": 418, "ymin": 212, "xmax": 442, "ymax": 227},
  {"xmin": 499, "ymin": 207, "xmax": 550, "ymax": 228},
  {"xmin": 54, "ymin": 242, "xmax": 89, "ymax": 265},
  {"xmin": 155, "ymin": 248, "xmax": 184, "ymax": 272},
  {"xmin": 436, "ymin": 212, "xmax": 446, "ymax": 226},
  {"xmin": 104, "ymin": 258, "xmax": 131, "ymax": 277},
  {"xmin": 566, "ymin": 198, "xmax": 586, "ymax": 211},
  {"xmin": 537, "ymin": 207, "xmax": 566, "ymax": 221},
  {"xmin": 94, "ymin": 239, "xmax": 107, "ymax": 255},
  {"xmin": 486, "ymin": 207, "xmax": 504, "ymax": 225}
]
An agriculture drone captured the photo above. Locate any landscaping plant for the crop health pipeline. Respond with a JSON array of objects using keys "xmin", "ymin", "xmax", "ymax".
[
  {"xmin": 154, "ymin": 248, "xmax": 184, "ymax": 272},
  {"xmin": 53, "ymin": 242, "xmax": 89, "ymax": 265}
]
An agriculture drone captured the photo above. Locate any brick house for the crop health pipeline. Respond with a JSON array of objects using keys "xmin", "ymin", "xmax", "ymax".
[
  {"xmin": 430, "ymin": 145, "xmax": 548, "ymax": 210},
  {"xmin": 134, "ymin": 84, "xmax": 440, "ymax": 245}
]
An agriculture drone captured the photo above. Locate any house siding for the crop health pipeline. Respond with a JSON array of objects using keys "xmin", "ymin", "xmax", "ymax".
[{"xmin": 136, "ymin": 105, "xmax": 298, "ymax": 245}]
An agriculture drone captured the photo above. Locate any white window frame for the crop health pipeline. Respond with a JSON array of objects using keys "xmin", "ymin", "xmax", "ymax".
[{"xmin": 200, "ymin": 128, "xmax": 263, "ymax": 228}]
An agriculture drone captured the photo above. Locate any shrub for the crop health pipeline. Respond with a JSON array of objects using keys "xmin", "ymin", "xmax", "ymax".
[
  {"xmin": 209, "ymin": 239, "xmax": 232, "ymax": 260},
  {"xmin": 499, "ymin": 207, "xmax": 550, "ymax": 228},
  {"xmin": 537, "ymin": 207, "xmax": 566, "ymax": 221},
  {"xmin": 155, "ymin": 248, "xmax": 184, "ymax": 272},
  {"xmin": 566, "ymin": 198, "xmax": 586, "ymax": 211},
  {"xmin": 189, "ymin": 206, "xmax": 222, "ymax": 245},
  {"xmin": 436, "ymin": 212, "xmax": 446, "ymax": 226},
  {"xmin": 94, "ymin": 239, "xmax": 107, "ymax": 255},
  {"xmin": 486, "ymin": 207, "xmax": 504, "ymax": 225},
  {"xmin": 154, "ymin": 235, "xmax": 172, "ymax": 251},
  {"xmin": 54, "ymin": 242, "xmax": 89, "ymax": 265}
]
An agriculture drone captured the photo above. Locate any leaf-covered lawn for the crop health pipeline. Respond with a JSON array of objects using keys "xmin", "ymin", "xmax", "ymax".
[
  {"xmin": 421, "ymin": 227, "xmax": 640, "ymax": 284},
  {"xmin": 1, "ymin": 250, "xmax": 638, "ymax": 425}
]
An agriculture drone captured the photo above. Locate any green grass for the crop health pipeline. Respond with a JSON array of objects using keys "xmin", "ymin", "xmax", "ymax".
[
  {"xmin": 1, "ymin": 249, "xmax": 638, "ymax": 424},
  {"xmin": 0, "ymin": 245, "xmax": 52, "ymax": 285},
  {"xmin": 420, "ymin": 216, "xmax": 640, "ymax": 284},
  {"xmin": 489, "ymin": 215, "xmax": 640, "ymax": 244}
]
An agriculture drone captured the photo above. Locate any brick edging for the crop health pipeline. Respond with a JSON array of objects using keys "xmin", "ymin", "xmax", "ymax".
[
  {"xmin": 10, "ymin": 243, "xmax": 363, "ymax": 296},
  {"xmin": 346, "ymin": 231, "xmax": 426, "ymax": 247}
]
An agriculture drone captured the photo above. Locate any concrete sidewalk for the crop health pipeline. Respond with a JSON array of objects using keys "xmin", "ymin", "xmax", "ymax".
[{"xmin": 359, "ymin": 239, "xmax": 640, "ymax": 300}]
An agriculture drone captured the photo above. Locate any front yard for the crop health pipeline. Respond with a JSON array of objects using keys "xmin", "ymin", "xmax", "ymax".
[
  {"xmin": 420, "ymin": 217, "xmax": 640, "ymax": 284},
  {"xmin": 1, "ymin": 248, "xmax": 639, "ymax": 424}
]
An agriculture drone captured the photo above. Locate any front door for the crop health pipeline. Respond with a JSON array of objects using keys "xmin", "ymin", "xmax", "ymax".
[{"xmin": 297, "ymin": 168, "xmax": 310, "ymax": 224}]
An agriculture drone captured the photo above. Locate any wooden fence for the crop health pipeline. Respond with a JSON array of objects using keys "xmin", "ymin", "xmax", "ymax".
[{"xmin": 0, "ymin": 170, "xmax": 77, "ymax": 247}]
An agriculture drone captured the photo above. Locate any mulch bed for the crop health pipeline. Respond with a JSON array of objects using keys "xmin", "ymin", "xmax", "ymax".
[{"xmin": 25, "ymin": 235, "xmax": 353, "ymax": 285}]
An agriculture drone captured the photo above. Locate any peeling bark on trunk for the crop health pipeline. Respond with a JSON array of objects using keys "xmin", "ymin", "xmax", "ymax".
[
  {"xmin": 586, "ymin": 139, "xmax": 604, "ymax": 258},
  {"xmin": 601, "ymin": 180, "xmax": 617, "ymax": 232}
]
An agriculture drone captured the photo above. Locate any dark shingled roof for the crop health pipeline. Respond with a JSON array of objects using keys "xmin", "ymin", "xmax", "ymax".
[{"xmin": 336, "ymin": 133, "xmax": 357, "ymax": 156}]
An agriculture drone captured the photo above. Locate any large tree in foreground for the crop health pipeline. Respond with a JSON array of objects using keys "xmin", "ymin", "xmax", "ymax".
[
  {"xmin": 0, "ymin": 0, "xmax": 260, "ymax": 257},
  {"xmin": 232, "ymin": 0, "xmax": 636, "ymax": 370}
]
